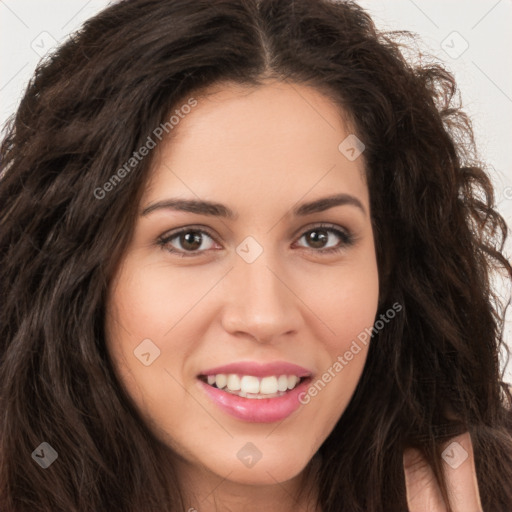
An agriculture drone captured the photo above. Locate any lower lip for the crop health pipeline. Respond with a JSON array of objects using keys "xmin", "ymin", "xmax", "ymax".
[{"xmin": 197, "ymin": 377, "xmax": 312, "ymax": 423}]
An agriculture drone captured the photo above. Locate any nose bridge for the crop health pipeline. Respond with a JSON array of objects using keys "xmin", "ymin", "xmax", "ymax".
[
  {"xmin": 220, "ymin": 241, "xmax": 301, "ymax": 341},
  {"xmin": 240, "ymin": 255, "xmax": 283, "ymax": 307}
]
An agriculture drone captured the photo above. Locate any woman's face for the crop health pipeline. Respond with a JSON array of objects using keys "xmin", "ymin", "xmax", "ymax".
[{"xmin": 105, "ymin": 80, "xmax": 379, "ymax": 490}]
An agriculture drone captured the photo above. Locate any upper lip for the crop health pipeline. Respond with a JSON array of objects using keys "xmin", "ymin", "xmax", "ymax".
[{"xmin": 198, "ymin": 361, "xmax": 314, "ymax": 378}]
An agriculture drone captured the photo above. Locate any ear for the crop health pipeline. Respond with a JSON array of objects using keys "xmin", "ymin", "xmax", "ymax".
[{"xmin": 403, "ymin": 431, "xmax": 483, "ymax": 512}]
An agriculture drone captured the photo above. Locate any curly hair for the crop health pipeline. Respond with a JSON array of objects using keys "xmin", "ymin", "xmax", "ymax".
[{"xmin": 1, "ymin": 0, "xmax": 511, "ymax": 510}]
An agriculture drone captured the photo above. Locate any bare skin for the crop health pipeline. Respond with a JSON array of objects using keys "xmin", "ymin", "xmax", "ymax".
[
  {"xmin": 404, "ymin": 432, "xmax": 483, "ymax": 511},
  {"xmin": 104, "ymin": 80, "xmax": 482, "ymax": 511}
]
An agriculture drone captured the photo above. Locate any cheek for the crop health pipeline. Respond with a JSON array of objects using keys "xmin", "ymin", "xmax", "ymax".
[
  {"xmin": 104, "ymin": 263, "xmax": 173, "ymax": 406},
  {"xmin": 297, "ymin": 249, "xmax": 379, "ymax": 429},
  {"xmin": 106, "ymin": 260, "xmax": 197, "ymax": 339},
  {"xmin": 104, "ymin": 257, "xmax": 210, "ymax": 422},
  {"xmin": 326, "ymin": 271, "xmax": 379, "ymax": 351},
  {"xmin": 306, "ymin": 243, "xmax": 380, "ymax": 354}
]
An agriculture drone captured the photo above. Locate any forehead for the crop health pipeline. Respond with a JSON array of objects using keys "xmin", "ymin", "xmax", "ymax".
[
  {"xmin": 142, "ymin": 81, "xmax": 368, "ymax": 211},
  {"xmin": 167, "ymin": 79, "xmax": 353, "ymax": 146}
]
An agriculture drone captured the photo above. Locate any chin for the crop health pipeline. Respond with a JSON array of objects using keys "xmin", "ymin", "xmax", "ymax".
[{"xmin": 207, "ymin": 450, "xmax": 313, "ymax": 486}]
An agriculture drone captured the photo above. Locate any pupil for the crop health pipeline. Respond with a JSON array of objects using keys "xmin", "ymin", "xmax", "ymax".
[
  {"xmin": 182, "ymin": 232, "xmax": 201, "ymax": 250},
  {"xmin": 308, "ymin": 230, "xmax": 327, "ymax": 248}
]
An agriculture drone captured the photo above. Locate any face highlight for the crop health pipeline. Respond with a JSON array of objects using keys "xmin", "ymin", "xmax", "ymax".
[{"xmin": 104, "ymin": 80, "xmax": 379, "ymax": 505}]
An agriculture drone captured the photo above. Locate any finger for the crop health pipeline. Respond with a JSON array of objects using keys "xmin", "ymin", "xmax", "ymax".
[
  {"xmin": 439, "ymin": 431, "xmax": 483, "ymax": 512},
  {"xmin": 404, "ymin": 445, "xmax": 446, "ymax": 512},
  {"xmin": 404, "ymin": 431, "xmax": 484, "ymax": 512}
]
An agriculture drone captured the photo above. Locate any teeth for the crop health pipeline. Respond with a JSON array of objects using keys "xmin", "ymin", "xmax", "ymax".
[
  {"xmin": 227, "ymin": 374, "xmax": 241, "ymax": 391},
  {"xmin": 215, "ymin": 374, "xmax": 227, "ymax": 389},
  {"xmin": 240, "ymin": 375, "xmax": 260, "ymax": 394},
  {"xmin": 277, "ymin": 375, "xmax": 289, "ymax": 392},
  {"xmin": 259, "ymin": 376, "xmax": 278, "ymax": 394},
  {"xmin": 287, "ymin": 375, "xmax": 298, "ymax": 390},
  {"xmin": 202, "ymin": 373, "xmax": 305, "ymax": 396}
]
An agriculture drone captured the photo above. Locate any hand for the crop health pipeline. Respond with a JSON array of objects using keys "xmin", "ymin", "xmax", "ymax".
[{"xmin": 404, "ymin": 431, "xmax": 483, "ymax": 511}]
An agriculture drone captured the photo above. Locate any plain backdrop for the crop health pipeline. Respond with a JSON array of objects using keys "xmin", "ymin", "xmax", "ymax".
[{"xmin": 1, "ymin": 0, "xmax": 511, "ymax": 381}]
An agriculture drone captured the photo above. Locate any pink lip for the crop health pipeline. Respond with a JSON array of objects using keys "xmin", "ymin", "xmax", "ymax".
[
  {"xmin": 198, "ymin": 361, "xmax": 313, "ymax": 378},
  {"xmin": 197, "ymin": 376, "xmax": 312, "ymax": 423}
]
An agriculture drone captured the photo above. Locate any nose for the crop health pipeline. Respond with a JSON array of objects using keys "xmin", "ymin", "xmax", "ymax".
[{"xmin": 219, "ymin": 251, "xmax": 303, "ymax": 344}]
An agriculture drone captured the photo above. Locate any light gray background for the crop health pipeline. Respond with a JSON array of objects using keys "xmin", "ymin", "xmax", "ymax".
[{"xmin": 1, "ymin": 0, "xmax": 511, "ymax": 381}]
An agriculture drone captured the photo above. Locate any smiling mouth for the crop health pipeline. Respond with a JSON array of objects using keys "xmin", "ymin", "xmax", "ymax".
[{"xmin": 197, "ymin": 374, "xmax": 310, "ymax": 399}]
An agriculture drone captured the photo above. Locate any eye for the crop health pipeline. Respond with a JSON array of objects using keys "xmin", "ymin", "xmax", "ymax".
[
  {"xmin": 157, "ymin": 223, "xmax": 355, "ymax": 257},
  {"xmin": 294, "ymin": 223, "xmax": 355, "ymax": 254},
  {"xmin": 157, "ymin": 226, "xmax": 219, "ymax": 257}
]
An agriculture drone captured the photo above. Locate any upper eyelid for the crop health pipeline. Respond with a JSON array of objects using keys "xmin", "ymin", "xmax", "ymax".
[
  {"xmin": 159, "ymin": 223, "xmax": 351, "ymax": 246},
  {"xmin": 159, "ymin": 224, "xmax": 218, "ymax": 242}
]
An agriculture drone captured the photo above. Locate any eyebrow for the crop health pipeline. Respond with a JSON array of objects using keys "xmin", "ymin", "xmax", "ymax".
[{"xmin": 140, "ymin": 192, "xmax": 366, "ymax": 218}]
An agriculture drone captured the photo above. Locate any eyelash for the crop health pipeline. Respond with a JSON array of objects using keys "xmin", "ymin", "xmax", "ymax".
[{"xmin": 157, "ymin": 223, "xmax": 355, "ymax": 258}]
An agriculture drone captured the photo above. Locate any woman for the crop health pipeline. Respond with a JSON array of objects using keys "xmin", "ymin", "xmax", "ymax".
[{"xmin": 1, "ymin": 0, "xmax": 511, "ymax": 510}]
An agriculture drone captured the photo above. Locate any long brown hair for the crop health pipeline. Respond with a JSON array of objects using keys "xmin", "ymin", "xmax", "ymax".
[{"xmin": 1, "ymin": 0, "xmax": 511, "ymax": 510}]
